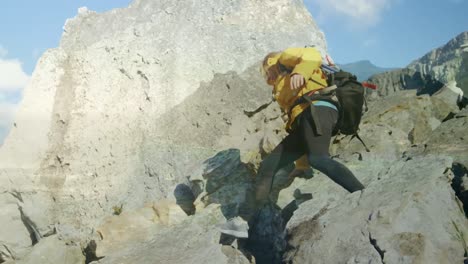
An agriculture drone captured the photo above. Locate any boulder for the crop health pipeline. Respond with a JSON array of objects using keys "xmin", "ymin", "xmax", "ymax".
[
  {"xmin": 3, "ymin": 235, "xmax": 84, "ymax": 264},
  {"xmin": 0, "ymin": 0, "xmax": 325, "ymax": 248},
  {"xmin": 90, "ymin": 204, "xmax": 250, "ymax": 264},
  {"xmin": 284, "ymin": 156, "xmax": 467, "ymax": 264},
  {"xmin": 94, "ymin": 200, "xmax": 187, "ymax": 258},
  {"xmin": 408, "ymin": 31, "xmax": 468, "ymax": 95}
]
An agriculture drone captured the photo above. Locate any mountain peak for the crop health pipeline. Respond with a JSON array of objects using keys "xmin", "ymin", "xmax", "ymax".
[{"xmin": 338, "ymin": 60, "xmax": 398, "ymax": 81}]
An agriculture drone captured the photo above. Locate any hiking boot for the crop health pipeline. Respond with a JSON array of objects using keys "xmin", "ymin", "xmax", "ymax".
[
  {"xmin": 289, "ymin": 168, "xmax": 314, "ymax": 180},
  {"xmin": 293, "ymin": 189, "xmax": 313, "ymax": 206},
  {"xmin": 219, "ymin": 216, "xmax": 249, "ymax": 238}
]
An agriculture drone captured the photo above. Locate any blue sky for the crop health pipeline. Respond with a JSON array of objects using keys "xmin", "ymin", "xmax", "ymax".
[
  {"xmin": 306, "ymin": 0, "xmax": 468, "ymax": 68},
  {"xmin": 0, "ymin": 0, "xmax": 467, "ymax": 143}
]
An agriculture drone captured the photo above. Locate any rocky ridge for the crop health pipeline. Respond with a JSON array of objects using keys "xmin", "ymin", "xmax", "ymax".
[
  {"xmin": 368, "ymin": 32, "xmax": 468, "ymax": 99},
  {"xmin": 0, "ymin": 0, "xmax": 325, "ymax": 262},
  {"xmin": 408, "ymin": 31, "xmax": 468, "ymax": 94},
  {"xmin": 0, "ymin": 1, "xmax": 467, "ymax": 264}
]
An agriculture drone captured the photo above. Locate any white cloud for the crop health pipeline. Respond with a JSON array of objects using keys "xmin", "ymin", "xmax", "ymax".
[
  {"xmin": 311, "ymin": 0, "xmax": 394, "ymax": 28},
  {"xmin": 0, "ymin": 45, "xmax": 7, "ymax": 58},
  {"xmin": 0, "ymin": 46, "xmax": 29, "ymax": 144},
  {"xmin": 0, "ymin": 101, "xmax": 17, "ymax": 145},
  {"xmin": 0, "ymin": 58, "xmax": 30, "ymax": 92}
]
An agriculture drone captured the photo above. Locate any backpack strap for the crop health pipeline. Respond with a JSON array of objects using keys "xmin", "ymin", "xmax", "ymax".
[
  {"xmin": 363, "ymin": 94, "xmax": 369, "ymax": 112},
  {"xmin": 289, "ymin": 85, "xmax": 341, "ymax": 136},
  {"xmin": 352, "ymin": 133, "xmax": 370, "ymax": 152}
]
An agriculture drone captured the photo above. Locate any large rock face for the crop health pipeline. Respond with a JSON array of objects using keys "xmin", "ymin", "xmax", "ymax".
[
  {"xmin": 367, "ymin": 68, "xmax": 445, "ymax": 99},
  {"xmin": 1, "ymin": 0, "xmax": 467, "ymax": 263},
  {"xmin": 407, "ymin": 31, "xmax": 468, "ymax": 94},
  {"xmin": 368, "ymin": 32, "xmax": 468, "ymax": 100},
  {"xmin": 0, "ymin": 0, "xmax": 326, "ymax": 261},
  {"xmin": 281, "ymin": 88, "xmax": 468, "ymax": 264}
]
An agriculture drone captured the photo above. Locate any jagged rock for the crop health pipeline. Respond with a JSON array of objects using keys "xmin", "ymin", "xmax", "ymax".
[
  {"xmin": 430, "ymin": 83, "xmax": 463, "ymax": 120},
  {"xmin": 284, "ymin": 156, "xmax": 467, "ymax": 264},
  {"xmin": 2, "ymin": 1, "xmax": 468, "ymax": 263},
  {"xmin": 2, "ymin": 235, "xmax": 84, "ymax": 264},
  {"xmin": 220, "ymin": 245, "xmax": 252, "ymax": 264},
  {"xmin": 0, "ymin": 192, "xmax": 31, "ymax": 262},
  {"xmin": 94, "ymin": 200, "xmax": 187, "ymax": 258},
  {"xmin": 366, "ymin": 68, "xmax": 445, "ymax": 100},
  {"xmin": 422, "ymin": 107, "xmax": 468, "ymax": 167},
  {"xmin": 189, "ymin": 149, "xmax": 255, "ymax": 219},
  {"xmin": 408, "ymin": 31, "xmax": 468, "ymax": 95},
  {"xmin": 90, "ymin": 204, "xmax": 250, "ymax": 264},
  {"xmin": 276, "ymin": 88, "xmax": 468, "ymax": 263},
  {"xmin": 246, "ymin": 204, "xmax": 286, "ymax": 264},
  {"xmin": 367, "ymin": 32, "xmax": 468, "ymax": 100},
  {"xmin": 17, "ymin": 191, "xmax": 57, "ymax": 239},
  {"xmin": 0, "ymin": 0, "xmax": 325, "ymax": 250}
]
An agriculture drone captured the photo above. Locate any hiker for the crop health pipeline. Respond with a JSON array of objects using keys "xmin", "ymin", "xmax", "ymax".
[
  {"xmin": 256, "ymin": 46, "xmax": 365, "ymax": 201},
  {"xmin": 220, "ymin": 47, "xmax": 365, "ymax": 238}
]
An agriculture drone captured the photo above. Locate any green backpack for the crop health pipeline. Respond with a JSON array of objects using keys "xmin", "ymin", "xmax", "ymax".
[
  {"xmin": 329, "ymin": 71, "xmax": 365, "ymax": 134},
  {"xmin": 303, "ymin": 70, "xmax": 372, "ymax": 151}
]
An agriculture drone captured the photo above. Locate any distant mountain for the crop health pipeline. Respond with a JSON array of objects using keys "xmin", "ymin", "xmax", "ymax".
[
  {"xmin": 407, "ymin": 31, "xmax": 468, "ymax": 95},
  {"xmin": 367, "ymin": 31, "xmax": 468, "ymax": 99},
  {"xmin": 338, "ymin": 60, "xmax": 399, "ymax": 81}
]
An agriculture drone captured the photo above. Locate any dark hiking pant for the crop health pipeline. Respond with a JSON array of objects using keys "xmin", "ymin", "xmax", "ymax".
[{"xmin": 240, "ymin": 106, "xmax": 365, "ymax": 220}]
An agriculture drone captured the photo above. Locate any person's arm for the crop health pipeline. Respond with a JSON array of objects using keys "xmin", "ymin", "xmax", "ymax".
[{"xmin": 278, "ymin": 47, "xmax": 323, "ymax": 89}]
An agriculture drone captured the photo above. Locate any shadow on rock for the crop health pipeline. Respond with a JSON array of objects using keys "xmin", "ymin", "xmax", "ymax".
[{"xmin": 173, "ymin": 184, "xmax": 196, "ymax": 216}]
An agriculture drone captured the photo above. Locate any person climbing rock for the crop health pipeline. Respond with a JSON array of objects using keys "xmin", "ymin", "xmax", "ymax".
[{"xmin": 220, "ymin": 46, "xmax": 365, "ymax": 239}]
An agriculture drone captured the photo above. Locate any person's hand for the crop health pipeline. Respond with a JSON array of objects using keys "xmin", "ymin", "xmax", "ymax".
[{"xmin": 290, "ymin": 74, "xmax": 305, "ymax": 90}]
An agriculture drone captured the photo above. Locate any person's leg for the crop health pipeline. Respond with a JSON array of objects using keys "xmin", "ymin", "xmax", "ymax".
[
  {"xmin": 221, "ymin": 130, "xmax": 306, "ymax": 238},
  {"xmin": 301, "ymin": 106, "xmax": 365, "ymax": 193},
  {"xmin": 236, "ymin": 129, "xmax": 305, "ymax": 222},
  {"xmin": 254, "ymin": 130, "xmax": 306, "ymax": 206}
]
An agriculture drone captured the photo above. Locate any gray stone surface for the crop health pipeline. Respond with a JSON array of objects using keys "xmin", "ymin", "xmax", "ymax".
[
  {"xmin": 90, "ymin": 204, "xmax": 249, "ymax": 264},
  {"xmin": 408, "ymin": 31, "xmax": 468, "ymax": 95},
  {"xmin": 0, "ymin": 192, "xmax": 32, "ymax": 262},
  {"xmin": 0, "ymin": 0, "xmax": 326, "ymax": 253},
  {"xmin": 277, "ymin": 89, "xmax": 468, "ymax": 263},
  {"xmin": 366, "ymin": 68, "xmax": 444, "ymax": 100},
  {"xmin": 3, "ymin": 235, "xmax": 84, "ymax": 264},
  {"xmin": 284, "ymin": 156, "xmax": 467, "ymax": 264},
  {"xmin": 422, "ymin": 108, "xmax": 468, "ymax": 168},
  {"xmin": 189, "ymin": 149, "xmax": 255, "ymax": 219},
  {"xmin": 368, "ymin": 32, "xmax": 467, "ymax": 100},
  {"xmin": 93, "ymin": 200, "xmax": 188, "ymax": 258},
  {"xmin": 1, "ymin": 1, "xmax": 467, "ymax": 263}
]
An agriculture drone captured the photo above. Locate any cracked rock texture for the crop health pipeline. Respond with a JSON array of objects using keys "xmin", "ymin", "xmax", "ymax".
[
  {"xmin": 368, "ymin": 32, "xmax": 468, "ymax": 100},
  {"xmin": 283, "ymin": 156, "xmax": 465, "ymax": 264},
  {"xmin": 1, "ymin": 0, "xmax": 467, "ymax": 263},
  {"xmin": 408, "ymin": 31, "xmax": 468, "ymax": 95},
  {"xmin": 0, "ymin": 0, "xmax": 324, "ymax": 260},
  {"xmin": 278, "ymin": 85, "xmax": 468, "ymax": 263}
]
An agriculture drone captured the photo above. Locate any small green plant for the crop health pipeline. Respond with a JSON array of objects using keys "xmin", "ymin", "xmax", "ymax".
[{"xmin": 112, "ymin": 204, "xmax": 123, "ymax": 215}]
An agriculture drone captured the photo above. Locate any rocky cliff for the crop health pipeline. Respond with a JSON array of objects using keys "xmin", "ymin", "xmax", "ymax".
[
  {"xmin": 368, "ymin": 32, "xmax": 468, "ymax": 99},
  {"xmin": 1, "ymin": 1, "xmax": 467, "ymax": 264},
  {"xmin": 408, "ymin": 31, "xmax": 468, "ymax": 95},
  {"xmin": 0, "ymin": 0, "xmax": 326, "ymax": 262}
]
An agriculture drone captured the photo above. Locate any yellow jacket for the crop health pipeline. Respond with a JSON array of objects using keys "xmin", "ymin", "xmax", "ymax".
[
  {"xmin": 272, "ymin": 47, "xmax": 328, "ymax": 171},
  {"xmin": 272, "ymin": 47, "xmax": 328, "ymax": 131}
]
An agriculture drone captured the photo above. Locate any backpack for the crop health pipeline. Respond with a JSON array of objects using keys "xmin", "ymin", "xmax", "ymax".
[
  {"xmin": 303, "ymin": 70, "xmax": 375, "ymax": 152},
  {"xmin": 328, "ymin": 71, "xmax": 365, "ymax": 135}
]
